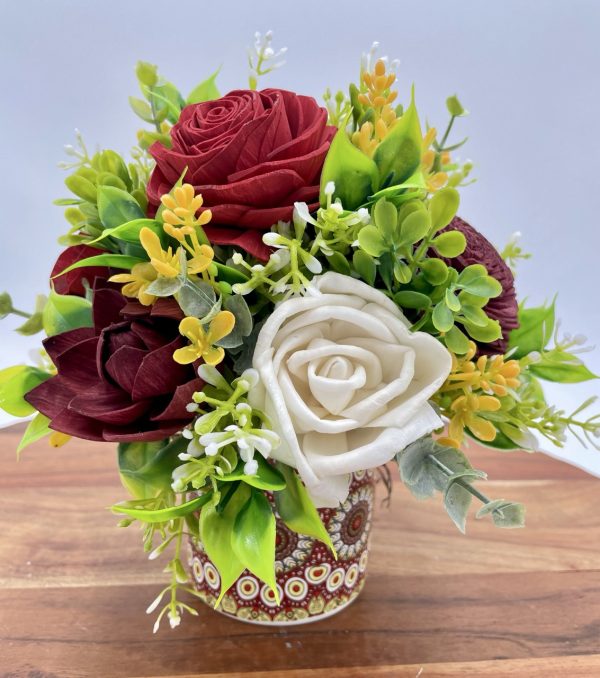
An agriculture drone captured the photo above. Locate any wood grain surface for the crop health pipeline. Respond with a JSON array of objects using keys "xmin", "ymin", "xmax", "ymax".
[{"xmin": 0, "ymin": 423, "xmax": 599, "ymax": 677}]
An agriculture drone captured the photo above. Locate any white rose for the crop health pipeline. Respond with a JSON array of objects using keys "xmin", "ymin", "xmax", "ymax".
[{"xmin": 250, "ymin": 272, "xmax": 452, "ymax": 507}]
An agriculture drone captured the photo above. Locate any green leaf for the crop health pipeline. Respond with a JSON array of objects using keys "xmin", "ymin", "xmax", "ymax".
[
  {"xmin": 443, "ymin": 470, "xmax": 485, "ymax": 533},
  {"xmin": 148, "ymin": 81, "xmax": 185, "ymax": 124},
  {"xmin": 508, "ymin": 300, "xmax": 556, "ymax": 359},
  {"xmin": 89, "ymin": 218, "xmax": 161, "ymax": 245},
  {"xmin": 373, "ymin": 198, "xmax": 398, "ymax": 240},
  {"xmin": 232, "ymin": 488, "xmax": 278, "ymax": 597},
  {"xmin": 373, "ymin": 87, "xmax": 422, "ymax": 187},
  {"xmin": 529, "ymin": 351, "xmax": 598, "ymax": 383},
  {"xmin": 432, "ymin": 301, "xmax": 454, "ymax": 332},
  {"xmin": 54, "ymin": 253, "xmax": 144, "ymax": 279},
  {"xmin": 111, "ymin": 492, "xmax": 212, "ymax": 523},
  {"xmin": 216, "ymin": 295, "xmax": 253, "ymax": 349},
  {"xmin": 445, "ymin": 289, "xmax": 461, "ymax": 312},
  {"xmin": 118, "ymin": 437, "xmax": 188, "ymax": 499},
  {"xmin": 187, "ymin": 67, "xmax": 221, "ymax": 104},
  {"xmin": 214, "ymin": 263, "xmax": 249, "ymax": 285},
  {"xmin": 17, "ymin": 413, "xmax": 51, "ymax": 455},
  {"xmin": 420, "ymin": 258, "xmax": 448, "ymax": 285},
  {"xmin": 326, "ymin": 251, "xmax": 352, "ymax": 276},
  {"xmin": 399, "ymin": 209, "xmax": 430, "ymax": 245},
  {"xmin": 219, "ymin": 456, "xmax": 286, "ymax": 491},
  {"xmin": 394, "ymin": 290, "xmax": 431, "ymax": 310},
  {"xmin": 429, "ymin": 187, "xmax": 460, "ymax": 232},
  {"xmin": 432, "ymin": 230, "xmax": 466, "ymax": 258},
  {"xmin": 145, "ymin": 276, "xmax": 183, "ymax": 297},
  {"xmin": 200, "ymin": 482, "xmax": 248, "ymax": 606},
  {"xmin": 463, "ymin": 317, "xmax": 502, "ymax": 343},
  {"xmin": 97, "ymin": 186, "xmax": 144, "ymax": 230},
  {"xmin": 460, "ymin": 303, "xmax": 489, "ymax": 327},
  {"xmin": 458, "ymin": 274, "xmax": 502, "ymax": 298},
  {"xmin": 320, "ymin": 128, "xmax": 378, "ymax": 209},
  {"xmin": 445, "ymin": 325, "xmax": 470, "ymax": 353},
  {"xmin": 65, "ymin": 174, "xmax": 97, "ymax": 203},
  {"xmin": 129, "ymin": 96, "xmax": 155, "ymax": 123},
  {"xmin": 135, "ymin": 61, "xmax": 158, "ymax": 87},
  {"xmin": 177, "ymin": 279, "xmax": 218, "ymax": 319},
  {"xmin": 42, "ymin": 290, "xmax": 93, "ymax": 336},
  {"xmin": 274, "ymin": 462, "xmax": 336, "ymax": 556},
  {"xmin": 16, "ymin": 312, "xmax": 44, "ymax": 336},
  {"xmin": 0, "ymin": 366, "xmax": 51, "ymax": 417},
  {"xmin": 476, "ymin": 499, "xmax": 525, "ymax": 528},
  {"xmin": 358, "ymin": 225, "xmax": 387, "ymax": 257}
]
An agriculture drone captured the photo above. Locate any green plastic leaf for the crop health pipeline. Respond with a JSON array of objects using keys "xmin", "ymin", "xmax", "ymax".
[
  {"xmin": 394, "ymin": 290, "xmax": 431, "ymax": 310},
  {"xmin": 216, "ymin": 295, "xmax": 253, "ymax": 349},
  {"xmin": 458, "ymin": 274, "xmax": 502, "ymax": 298},
  {"xmin": 529, "ymin": 351, "xmax": 598, "ymax": 383},
  {"xmin": 145, "ymin": 276, "xmax": 183, "ymax": 297},
  {"xmin": 429, "ymin": 187, "xmax": 460, "ymax": 232},
  {"xmin": 432, "ymin": 301, "xmax": 454, "ymax": 332},
  {"xmin": 65, "ymin": 174, "xmax": 97, "ymax": 203},
  {"xmin": 352, "ymin": 250, "xmax": 376, "ymax": 285},
  {"xmin": 373, "ymin": 198, "xmax": 398, "ymax": 240},
  {"xmin": 129, "ymin": 96, "xmax": 155, "ymax": 123},
  {"xmin": 326, "ymin": 251, "xmax": 352, "ymax": 276},
  {"xmin": 508, "ymin": 300, "xmax": 556, "ymax": 359},
  {"xmin": 463, "ymin": 317, "xmax": 502, "ymax": 343},
  {"xmin": 432, "ymin": 230, "xmax": 466, "ymax": 258},
  {"xmin": 460, "ymin": 303, "xmax": 489, "ymax": 327},
  {"xmin": 54, "ymin": 254, "xmax": 144, "ymax": 279},
  {"xmin": 420, "ymin": 258, "xmax": 449, "ymax": 285},
  {"xmin": 373, "ymin": 88, "xmax": 422, "ymax": 187},
  {"xmin": 89, "ymin": 218, "xmax": 161, "ymax": 245},
  {"xmin": 200, "ymin": 483, "xmax": 248, "ymax": 606},
  {"xmin": 187, "ymin": 67, "xmax": 221, "ymax": 104},
  {"xmin": 118, "ymin": 437, "xmax": 187, "ymax": 499},
  {"xmin": 219, "ymin": 456, "xmax": 286, "ymax": 491},
  {"xmin": 177, "ymin": 279, "xmax": 218, "ymax": 319},
  {"xmin": 0, "ymin": 366, "xmax": 51, "ymax": 417},
  {"xmin": 476, "ymin": 499, "xmax": 525, "ymax": 528},
  {"xmin": 135, "ymin": 61, "xmax": 158, "ymax": 87},
  {"xmin": 274, "ymin": 462, "xmax": 336, "ymax": 556},
  {"xmin": 42, "ymin": 290, "xmax": 93, "ymax": 336},
  {"xmin": 443, "ymin": 470, "xmax": 486, "ymax": 533},
  {"xmin": 232, "ymin": 488, "xmax": 278, "ymax": 596},
  {"xmin": 148, "ymin": 81, "xmax": 185, "ymax": 124},
  {"xmin": 97, "ymin": 186, "xmax": 144, "ymax": 230},
  {"xmin": 399, "ymin": 209, "xmax": 430, "ymax": 245},
  {"xmin": 445, "ymin": 289, "xmax": 461, "ymax": 312},
  {"xmin": 358, "ymin": 225, "xmax": 387, "ymax": 257},
  {"xmin": 111, "ymin": 492, "xmax": 212, "ymax": 523},
  {"xmin": 214, "ymin": 263, "xmax": 249, "ymax": 285},
  {"xmin": 445, "ymin": 325, "xmax": 470, "ymax": 354},
  {"xmin": 320, "ymin": 128, "xmax": 378, "ymax": 210},
  {"xmin": 393, "ymin": 260, "xmax": 412, "ymax": 284},
  {"xmin": 17, "ymin": 413, "xmax": 51, "ymax": 455},
  {"xmin": 16, "ymin": 312, "xmax": 44, "ymax": 336}
]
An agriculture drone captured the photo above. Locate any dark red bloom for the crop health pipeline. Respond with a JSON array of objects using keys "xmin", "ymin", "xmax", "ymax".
[
  {"xmin": 51, "ymin": 245, "xmax": 110, "ymax": 296},
  {"xmin": 443, "ymin": 216, "xmax": 519, "ymax": 355},
  {"xmin": 147, "ymin": 88, "xmax": 336, "ymax": 261},
  {"xmin": 25, "ymin": 281, "xmax": 202, "ymax": 442}
]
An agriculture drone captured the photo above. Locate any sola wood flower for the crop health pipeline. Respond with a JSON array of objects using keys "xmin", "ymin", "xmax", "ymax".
[
  {"xmin": 249, "ymin": 271, "xmax": 452, "ymax": 506},
  {"xmin": 25, "ymin": 280, "xmax": 203, "ymax": 442}
]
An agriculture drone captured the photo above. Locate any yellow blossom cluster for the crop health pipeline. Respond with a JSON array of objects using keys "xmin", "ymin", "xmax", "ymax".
[
  {"xmin": 173, "ymin": 312, "xmax": 235, "ymax": 367},
  {"xmin": 421, "ymin": 127, "xmax": 450, "ymax": 192},
  {"xmin": 351, "ymin": 59, "xmax": 399, "ymax": 157},
  {"xmin": 437, "ymin": 342, "xmax": 521, "ymax": 448}
]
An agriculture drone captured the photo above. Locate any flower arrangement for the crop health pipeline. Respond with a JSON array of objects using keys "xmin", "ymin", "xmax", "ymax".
[{"xmin": 2, "ymin": 32, "xmax": 598, "ymax": 630}]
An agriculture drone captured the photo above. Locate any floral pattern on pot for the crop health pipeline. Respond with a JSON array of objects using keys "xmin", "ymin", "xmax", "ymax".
[{"xmin": 188, "ymin": 470, "xmax": 374, "ymax": 625}]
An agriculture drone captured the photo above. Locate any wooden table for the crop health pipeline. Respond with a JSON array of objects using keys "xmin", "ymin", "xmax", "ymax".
[{"xmin": 1, "ymin": 423, "xmax": 600, "ymax": 677}]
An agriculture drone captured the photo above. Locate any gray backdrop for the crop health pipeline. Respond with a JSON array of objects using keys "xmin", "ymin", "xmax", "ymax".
[{"xmin": 1, "ymin": 0, "xmax": 599, "ymax": 472}]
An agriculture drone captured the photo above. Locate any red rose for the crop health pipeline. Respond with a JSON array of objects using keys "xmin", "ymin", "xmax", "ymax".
[
  {"xmin": 147, "ymin": 89, "xmax": 335, "ymax": 260},
  {"xmin": 26, "ymin": 280, "xmax": 202, "ymax": 442},
  {"xmin": 51, "ymin": 245, "xmax": 110, "ymax": 296}
]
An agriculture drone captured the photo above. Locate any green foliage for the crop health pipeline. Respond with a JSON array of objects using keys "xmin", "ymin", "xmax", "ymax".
[
  {"xmin": 111, "ymin": 492, "xmax": 212, "ymax": 523},
  {"xmin": 446, "ymin": 95, "xmax": 467, "ymax": 118},
  {"xmin": 53, "ymin": 253, "xmax": 144, "ymax": 280},
  {"xmin": 508, "ymin": 300, "xmax": 556, "ymax": 358},
  {"xmin": 17, "ymin": 413, "xmax": 52, "ymax": 455},
  {"xmin": 42, "ymin": 290, "xmax": 93, "ymax": 337},
  {"xmin": 187, "ymin": 67, "xmax": 221, "ymax": 104},
  {"xmin": 274, "ymin": 462, "xmax": 336, "ymax": 556},
  {"xmin": 319, "ymin": 127, "xmax": 378, "ymax": 210},
  {"xmin": 373, "ymin": 88, "xmax": 422, "ymax": 188},
  {"xmin": 232, "ymin": 488, "xmax": 278, "ymax": 599},
  {"xmin": 177, "ymin": 279, "xmax": 220, "ymax": 318},
  {"xmin": 397, "ymin": 436, "xmax": 525, "ymax": 532},
  {"xmin": 215, "ymin": 295, "xmax": 253, "ymax": 349},
  {"xmin": 219, "ymin": 456, "xmax": 286, "ymax": 491},
  {"xmin": 529, "ymin": 351, "xmax": 597, "ymax": 383},
  {"xmin": 0, "ymin": 365, "xmax": 51, "ymax": 417},
  {"xmin": 97, "ymin": 186, "xmax": 145, "ymax": 230}
]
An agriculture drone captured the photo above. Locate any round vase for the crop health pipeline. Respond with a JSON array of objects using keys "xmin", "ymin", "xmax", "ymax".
[{"xmin": 188, "ymin": 470, "xmax": 375, "ymax": 625}]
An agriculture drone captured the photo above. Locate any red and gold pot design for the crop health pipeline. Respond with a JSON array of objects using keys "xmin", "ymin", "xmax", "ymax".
[{"xmin": 188, "ymin": 470, "xmax": 375, "ymax": 625}]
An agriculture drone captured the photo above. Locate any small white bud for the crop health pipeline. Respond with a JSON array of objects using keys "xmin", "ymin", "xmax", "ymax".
[
  {"xmin": 324, "ymin": 181, "xmax": 335, "ymax": 196},
  {"xmin": 263, "ymin": 47, "xmax": 274, "ymax": 59},
  {"xmin": 244, "ymin": 459, "xmax": 259, "ymax": 476},
  {"xmin": 262, "ymin": 232, "xmax": 282, "ymax": 246},
  {"xmin": 573, "ymin": 334, "xmax": 587, "ymax": 345},
  {"xmin": 231, "ymin": 252, "xmax": 244, "ymax": 264}
]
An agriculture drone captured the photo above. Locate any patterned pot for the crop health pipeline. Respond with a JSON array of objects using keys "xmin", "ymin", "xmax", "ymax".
[{"xmin": 188, "ymin": 470, "xmax": 375, "ymax": 625}]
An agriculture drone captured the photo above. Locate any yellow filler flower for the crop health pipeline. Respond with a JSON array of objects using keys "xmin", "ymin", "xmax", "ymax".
[
  {"xmin": 161, "ymin": 183, "xmax": 212, "ymax": 239},
  {"xmin": 173, "ymin": 312, "xmax": 236, "ymax": 367},
  {"xmin": 109, "ymin": 262, "xmax": 158, "ymax": 306},
  {"xmin": 139, "ymin": 227, "xmax": 181, "ymax": 278}
]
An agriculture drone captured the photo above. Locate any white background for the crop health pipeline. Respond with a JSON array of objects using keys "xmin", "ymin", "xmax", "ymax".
[{"xmin": 1, "ymin": 0, "xmax": 599, "ymax": 473}]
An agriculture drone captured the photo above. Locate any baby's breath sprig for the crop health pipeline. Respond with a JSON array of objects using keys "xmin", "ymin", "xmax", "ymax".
[
  {"xmin": 323, "ymin": 88, "xmax": 352, "ymax": 127},
  {"xmin": 248, "ymin": 31, "xmax": 287, "ymax": 90}
]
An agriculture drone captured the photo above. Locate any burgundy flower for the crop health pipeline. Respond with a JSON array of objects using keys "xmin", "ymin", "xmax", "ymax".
[
  {"xmin": 51, "ymin": 245, "xmax": 110, "ymax": 296},
  {"xmin": 25, "ymin": 281, "xmax": 203, "ymax": 442},
  {"xmin": 147, "ymin": 88, "xmax": 336, "ymax": 260},
  {"xmin": 443, "ymin": 216, "xmax": 519, "ymax": 355}
]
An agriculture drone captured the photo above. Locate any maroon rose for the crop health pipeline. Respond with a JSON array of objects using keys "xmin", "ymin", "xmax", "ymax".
[
  {"xmin": 442, "ymin": 216, "xmax": 519, "ymax": 355},
  {"xmin": 51, "ymin": 245, "xmax": 110, "ymax": 296},
  {"xmin": 26, "ymin": 281, "xmax": 203, "ymax": 442},
  {"xmin": 147, "ymin": 89, "xmax": 336, "ymax": 260}
]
